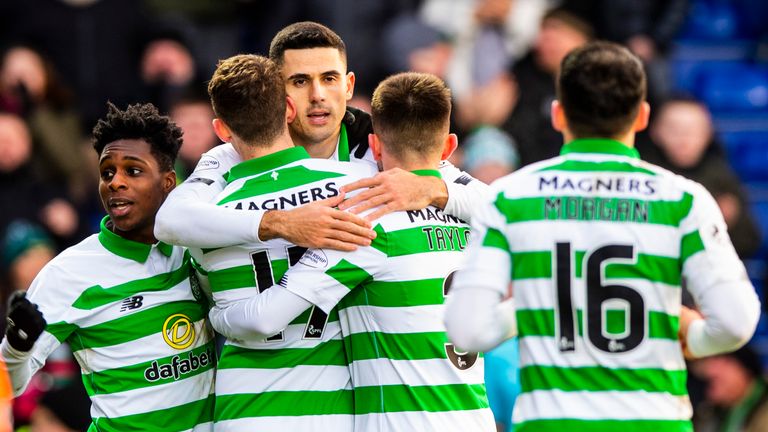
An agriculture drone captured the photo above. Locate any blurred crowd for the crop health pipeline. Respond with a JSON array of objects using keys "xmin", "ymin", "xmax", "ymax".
[{"xmin": 0, "ymin": 0, "xmax": 766, "ymax": 430}]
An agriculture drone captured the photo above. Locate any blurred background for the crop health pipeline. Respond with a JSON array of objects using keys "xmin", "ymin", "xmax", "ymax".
[{"xmin": 0, "ymin": 0, "xmax": 767, "ymax": 430}]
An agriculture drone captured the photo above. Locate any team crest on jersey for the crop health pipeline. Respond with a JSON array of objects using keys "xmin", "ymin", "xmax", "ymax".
[{"xmin": 163, "ymin": 313, "xmax": 195, "ymax": 350}]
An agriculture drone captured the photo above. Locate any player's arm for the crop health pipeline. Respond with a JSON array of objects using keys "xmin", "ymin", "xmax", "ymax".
[
  {"xmin": 339, "ymin": 159, "xmax": 490, "ymax": 222},
  {"xmin": 210, "ymin": 244, "xmax": 384, "ymax": 339},
  {"xmin": 154, "ymin": 144, "xmax": 260, "ymax": 248},
  {"xmin": 1, "ymin": 266, "xmax": 75, "ymax": 396},
  {"xmin": 155, "ymin": 144, "xmax": 374, "ymax": 251},
  {"xmin": 445, "ymin": 191, "xmax": 517, "ymax": 353},
  {"xmin": 208, "ymin": 287, "xmax": 313, "ymax": 340},
  {"xmin": 679, "ymin": 184, "xmax": 760, "ymax": 358}
]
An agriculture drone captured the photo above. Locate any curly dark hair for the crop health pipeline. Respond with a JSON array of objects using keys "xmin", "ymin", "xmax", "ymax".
[{"xmin": 92, "ymin": 102, "xmax": 183, "ymax": 172}]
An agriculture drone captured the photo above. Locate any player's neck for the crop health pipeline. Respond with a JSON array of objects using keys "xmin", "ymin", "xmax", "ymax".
[
  {"xmin": 235, "ymin": 133, "xmax": 295, "ymax": 161},
  {"xmin": 563, "ymin": 129, "xmax": 636, "ymax": 148},
  {"xmin": 381, "ymin": 153, "xmax": 440, "ymax": 172},
  {"xmin": 300, "ymin": 132, "xmax": 339, "ymax": 159}
]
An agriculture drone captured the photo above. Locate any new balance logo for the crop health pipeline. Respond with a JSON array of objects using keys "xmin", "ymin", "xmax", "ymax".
[
  {"xmin": 453, "ymin": 175, "xmax": 473, "ymax": 186},
  {"xmin": 120, "ymin": 296, "xmax": 144, "ymax": 312}
]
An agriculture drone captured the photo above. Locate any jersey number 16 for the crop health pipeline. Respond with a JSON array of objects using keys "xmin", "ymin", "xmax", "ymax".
[{"xmin": 555, "ymin": 242, "xmax": 645, "ymax": 354}]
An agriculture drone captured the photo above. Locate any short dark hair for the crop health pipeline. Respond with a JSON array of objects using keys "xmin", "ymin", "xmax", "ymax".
[
  {"xmin": 207, "ymin": 54, "xmax": 286, "ymax": 146},
  {"xmin": 269, "ymin": 21, "xmax": 346, "ymax": 66},
  {"xmin": 371, "ymin": 72, "xmax": 451, "ymax": 159},
  {"xmin": 92, "ymin": 102, "xmax": 182, "ymax": 172},
  {"xmin": 557, "ymin": 41, "xmax": 646, "ymax": 139}
]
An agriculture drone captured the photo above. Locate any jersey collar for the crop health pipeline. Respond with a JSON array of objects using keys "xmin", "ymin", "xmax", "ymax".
[
  {"xmin": 225, "ymin": 146, "xmax": 311, "ymax": 183},
  {"xmin": 411, "ymin": 169, "xmax": 442, "ymax": 179},
  {"xmin": 97, "ymin": 216, "xmax": 173, "ymax": 263},
  {"xmin": 560, "ymin": 138, "xmax": 640, "ymax": 159},
  {"xmin": 337, "ymin": 123, "xmax": 350, "ymax": 162}
]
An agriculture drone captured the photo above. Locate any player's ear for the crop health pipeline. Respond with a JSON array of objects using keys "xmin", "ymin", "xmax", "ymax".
[
  {"xmin": 345, "ymin": 71, "xmax": 355, "ymax": 101},
  {"xmin": 162, "ymin": 170, "xmax": 176, "ymax": 192},
  {"xmin": 212, "ymin": 118, "xmax": 232, "ymax": 143},
  {"xmin": 551, "ymin": 100, "xmax": 567, "ymax": 133},
  {"xmin": 632, "ymin": 101, "xmax": 651, "ymax": 133},
  {"xmin": 440, "ymin": 133, "xmax": 459, "ymax": 161},
  {"xmin": 369, "ymin": 133, "xmax": 382, "ymax": 161},
  {"xmin": 285, "ymin": 96, "xmax": 297, "ymax": 124}
]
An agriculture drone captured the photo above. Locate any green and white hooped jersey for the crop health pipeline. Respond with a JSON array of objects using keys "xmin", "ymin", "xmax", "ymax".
[
  {"xmin": 26, "ymin": 217, "xmax": 214, "ymax": 432},
  {"xmin": 283, "ymin": 170, "xmax": 496, "ymax": 432},
  {"xmin": 461, "ymin": 139, "xmax": 752, "ymax": 432},
  {"xmin": 192, "ymin": 147, "xmax": 376, "ymax": 431}
]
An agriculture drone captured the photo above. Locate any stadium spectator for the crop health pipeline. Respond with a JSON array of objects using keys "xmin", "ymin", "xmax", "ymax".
[
  {"xmin": 458, "ymin": 126, "xmax": 520, "ymax": 184},
  {"xmin": 501, "ymin": 7, "xmax": 592, "ymax": 166},
  {"xmin": 692, "ymin": 345, "xmax": 768, "ymax": 432},
  {"xmin": 1, "ymin": 221, "xmax": 55, "ymax": 295},
  {"xmin": 168, "ymin": 87, "xmax": 218, "ymax": 181},
  {"xmin": 1, "ymin": 0, "xmax": 201, "ymax": 130},
  {"xmin": 0, "ymin": 44, "xmax": 87, "ymax": 200},
  {"xmin": 421, "ymin": 0, "xmax": 552, "ymax": 136},
  {"xmin": 643, "ymin": 96, "xmax": 761, "ymax": 258},
  {"xmin": 141, "ymin": 33, "xmax": 199, "ymax": 115},
  {"xmin": 0, "ymin": 113, "xmax": 79, "ymax": 254}
]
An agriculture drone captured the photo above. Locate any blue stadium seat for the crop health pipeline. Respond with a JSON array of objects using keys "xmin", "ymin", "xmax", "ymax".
[
  {"xmin": 696, "ymin": 64, "xmax": 768, "ymax": 112},
  {"xmin": 719, "ymin": 131, "xmax": 768, "ymax": 182},
  {"xmin": 749, "ymin": 198, "xmax": 768, "ymax": 254},
  {"xmin": 678, "ymin": 1, "xmax": 743, "ymax": 40},
  {"xmin": 671, "ymin": 59, "xmax": 751, "ymax": 94}
]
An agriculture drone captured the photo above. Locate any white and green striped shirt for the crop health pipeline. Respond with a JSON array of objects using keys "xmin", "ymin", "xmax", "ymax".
[
  {"xmin": 192, "ymin": 146, "xmax": 376, "ymax": 431},
  {"xmin": 6, "ymin": 217, "xmax": 215, "ymax": 432},
  {"xmin": 283, "ymin": 169, "xmax": 496, "ymax": 431},
  {"xmin": 454, "ymin": 139, "xmax": 757, "ymax": 432}
]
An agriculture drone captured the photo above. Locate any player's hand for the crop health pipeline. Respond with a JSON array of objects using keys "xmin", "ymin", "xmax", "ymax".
[
  {"xmin": 5, "ymin": 291, "xmax": 46, "ymax": 352},
  {"xmin": 678, "ymin": 306, "xmax": 703, "ymax": 360},
  {"xmin": 339, "ymin": 168, "xmax": 448, "ymax": 221},
  {"xmin": 259, "ymin": 193, "xmax": 376, "ymax": 252}
]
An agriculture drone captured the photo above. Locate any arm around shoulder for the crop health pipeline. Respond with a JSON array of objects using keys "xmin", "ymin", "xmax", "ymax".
[{"xmin": 439, "ymin": 160, "xmax": 491, "ymax": 222}]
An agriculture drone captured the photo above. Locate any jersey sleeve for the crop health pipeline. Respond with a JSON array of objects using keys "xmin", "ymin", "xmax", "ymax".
[
  {"xmin": 155, "ymin": 143, "xmax": 266, "ymax": 248},
  {"xmin": 1, "ymin": 261, "xmax": 77, "ymax": 395},
  {"xmin": 438, "ymin": 160, "xmax": 491, "ymax": 222},
  {"xmin": 451, "ymin": 188, "xmax": 512, "ymax": 296},
  {"xmin": 282, "ymin": 242, "xmax": 387, "ymax": 314},
  {"xmin": 445, "ymin": 186, "xmax": 516, "ymax": 352},
  {"xmin": 679, "ymin": 182, "xmax": 760, "ymax": 357},
  {"xmin": 208, "ymin": 286, "xmax": 314, "ymax": 340}
]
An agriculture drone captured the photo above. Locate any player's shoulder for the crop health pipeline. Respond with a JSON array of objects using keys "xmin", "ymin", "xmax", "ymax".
[
  {"xmin": 28, "ymin": 234, "xmax": 103, "ymax": 297},
  {"xmin": 301, "ymin": 158, "xmax": 377, "ymax": 179},
  {"xmin": 483, "ymin": 156, "xmax": 564, "ymax": 197},
  {"xmin": 196, "ymin": 143, "xmax": 241, "ymax": 173},
  {"xmin": 636, "ymin": 159, "xmax": 712, "ymax": 199}
]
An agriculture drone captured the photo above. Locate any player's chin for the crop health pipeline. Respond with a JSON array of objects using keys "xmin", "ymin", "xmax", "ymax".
[{"xmin": 107, "ymin": 211, "xmax": 140, "ymax": 233}]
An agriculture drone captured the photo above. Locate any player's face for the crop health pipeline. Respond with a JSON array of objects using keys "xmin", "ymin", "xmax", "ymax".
[
  {"xmin": 281, "ymin": 48, "xmax": 354, "ymax": 152},
  {"xmin": 98, "ymin": 139, "xmax": 175, "ymax": 243}
]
